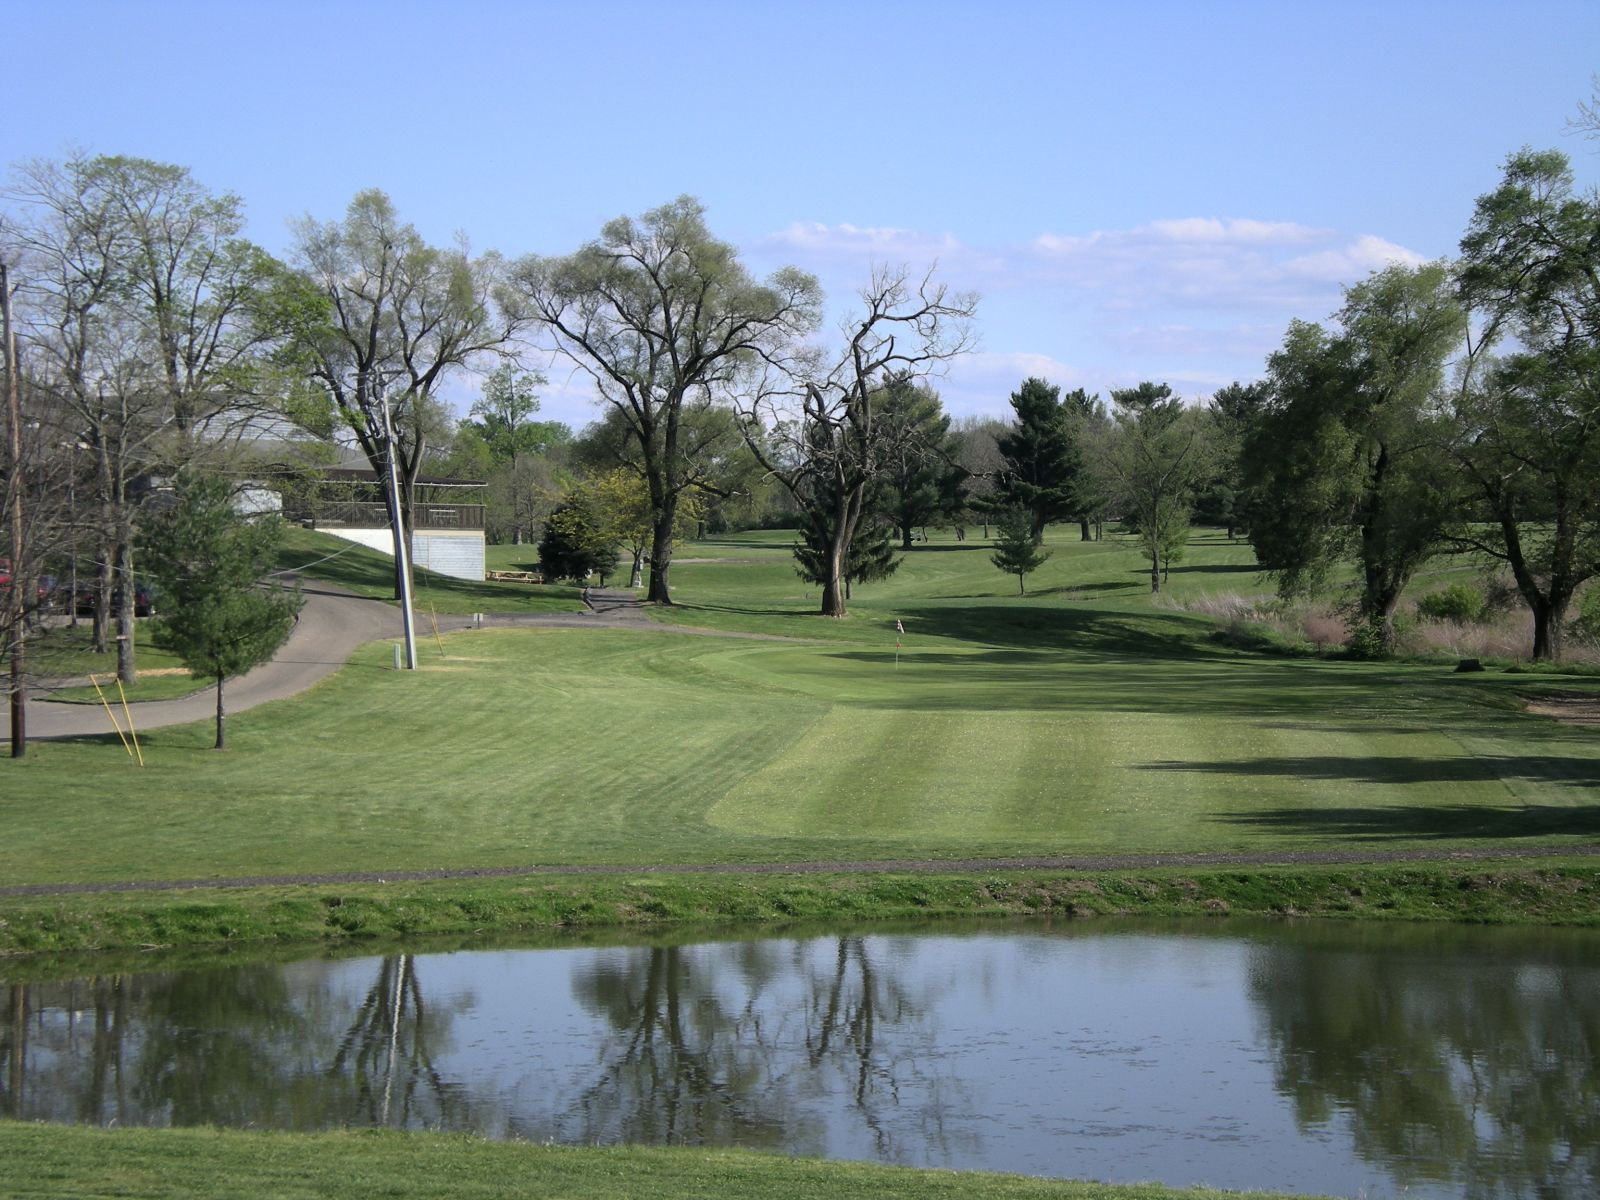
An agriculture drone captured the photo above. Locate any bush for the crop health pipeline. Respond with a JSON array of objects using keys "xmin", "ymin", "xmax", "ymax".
[
  {"xmin": 1416, "ymin": 582, "xmax": 1485, "ymax": 623},
  {"xmin": 1569, "ymin": 587, "xmax": 1600, "ymax": 644}
]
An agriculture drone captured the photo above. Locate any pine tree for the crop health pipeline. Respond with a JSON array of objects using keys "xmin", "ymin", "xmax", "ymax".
[
  {"xmin": 794, "ymin": 494, "xmax": 900, "ymax": 599},
  {"xmin": 992, "ymin": 378, "xmax": 1084, "ymax": 542},
  {"xmin": 989, "ymin": 506, "xmax": 1052, "ymax": 595},
  {"xmin": 877, "ymin": 374, "xmax": 965, "ymax": 548},
  {"xmin": 139, "ymin": 474, "xmax": 303, "ymax": 750}
]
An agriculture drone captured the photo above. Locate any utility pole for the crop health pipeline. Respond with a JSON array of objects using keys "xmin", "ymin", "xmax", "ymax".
[
  {"xmin": 378, "ymin": 385, "xmax": 418, "ymax": 670},
  {"xmin": 2, "ymin": 261, "xmax": 26, "ymax": 756}
]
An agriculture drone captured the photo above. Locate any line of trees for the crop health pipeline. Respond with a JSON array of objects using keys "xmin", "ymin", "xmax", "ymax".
[
  {"xmin": 5, "ymin": 139, "xmax": 1594, "ymax": 694},
  {"xmin": 956, "ymin": 146, "xmax": 1598, "ymax": 663}
]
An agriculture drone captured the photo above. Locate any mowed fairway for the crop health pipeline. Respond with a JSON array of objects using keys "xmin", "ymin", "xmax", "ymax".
[{"xmin": 4, "ymin": 528, "xmax": 1598, "ymax": 887}]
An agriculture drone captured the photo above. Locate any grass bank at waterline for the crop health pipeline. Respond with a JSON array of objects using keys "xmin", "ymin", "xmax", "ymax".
[
  {"xmin": 0, "ymin": 1123, "xmax": 1327, "ymax": 1200},
  {"xmin": 3, "ymin": 861, "xmax": 1598, "ymax": 958}
]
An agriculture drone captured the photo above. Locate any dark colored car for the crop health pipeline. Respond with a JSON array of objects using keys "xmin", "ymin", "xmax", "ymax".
[{"xmin": 73, "ymin": 584, "xmax": 156, "ymax": 618}]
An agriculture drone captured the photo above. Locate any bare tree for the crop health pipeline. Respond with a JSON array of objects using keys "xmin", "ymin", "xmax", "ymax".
[
  {"xmin": 509, "ymin": 197, "xmax": 821, "ymax": 604},
  {"xmin": 741, "ymin": 266, "xmax": 977, "ymax": 617},
  {"xmin": 289, "ymin": 190, "xmax": 524, "ymax": 597}
]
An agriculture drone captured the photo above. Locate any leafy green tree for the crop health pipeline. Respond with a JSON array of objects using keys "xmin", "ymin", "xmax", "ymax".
[
  {"xmin": 1195, "ymin": 380, "xmax": 1269, "ymax": 539},
  {"xmin": 7, "ymin": 154, "xmax": 287, "ymax": 682},
  {"xmin": 1453, "ymin": 148, "xmax": 1600, "ymax": 660},
  {"xmin": 991, "ymin": 377, "xmax": 1084, "ymax": 542},
  {"xmin": 989, "ymin": 506, "xmax": 1051, "ymax": 594},
  {"xmin": 875, "ymin": 373, "xmax": 964, "ymax": 548},
  {"xmin": 538, "ymin": 495, "xmax": 620, "ymax": 585},
  {"xmin": 139, "ymin": 473, "xmax": 302, "ymax": 749},
  {"xmin": 1106, "ymin": 382, "xmax": 1205, "ymax": 593},
  {"xmin": 510, "ymin": 197, "xmax": 821, "ymax": 605},
  {"xmin": 1244, "ymin": 263, "xmax": 1463, "ymax": 649},
  {"xmin": 445, "ymin": 366, "xmax": 571, "ymax": 545},
  {"xmin": 288, "ymin": 190, "xmax": 524, "ymax": 599}
]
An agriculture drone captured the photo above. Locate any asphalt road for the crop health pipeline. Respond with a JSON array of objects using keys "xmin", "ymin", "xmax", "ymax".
[{"xmin": 5, "ymin": 583, "xmax": 659, "ymax": 743}]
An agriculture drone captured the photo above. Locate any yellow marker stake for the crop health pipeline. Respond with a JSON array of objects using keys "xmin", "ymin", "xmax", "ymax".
[
  {"xmin": 89, "ymin": 674, "xmax": 133, "ymax": 758},
  {"xmin": 114, "ymin": 677, "xmax": 145, "ymax": 766}
]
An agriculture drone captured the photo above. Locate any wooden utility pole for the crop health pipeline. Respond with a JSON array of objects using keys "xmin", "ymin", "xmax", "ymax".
[{"xmin": 2, "ymin": 261, "xmax": 25, "ymax": 756}]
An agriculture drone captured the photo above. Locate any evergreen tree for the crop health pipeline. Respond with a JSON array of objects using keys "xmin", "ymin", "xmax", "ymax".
[
  {"xmin": 989, "ymin": 506, "xmax": 1052, "ymax": 594},
  {"xmin": 876, "ymin": 374, "xmax": 965, "ymax": 548},
  {"xmin": 794, "ymin": 489, "xmax": 900, "ymax": 600},
  {"xmin": 992, "ymin": 377, "xmax": 1083, "ymax": 542},
  {"xmin": 538, "ymin": 497, "xmax": 620, "ymax": 585},
  {"xmin": 139, "ymin": 474, "xmax": 303, "ymax": 750}
]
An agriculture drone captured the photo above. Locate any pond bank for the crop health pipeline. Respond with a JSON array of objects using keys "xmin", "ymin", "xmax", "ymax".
[
  {"xmin": 3, "ymin": 858, "xmax": 1598, "ymax": 959},
  {"xmin": 0, "ymin": 1124, "xmax": 1321, "ymax": 1200}
]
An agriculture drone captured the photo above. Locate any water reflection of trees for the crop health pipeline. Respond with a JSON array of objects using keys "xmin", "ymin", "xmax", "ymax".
[
  {"xmin": 563, "ymin": 935, "xmax": 968, "ymax": 1161},
  {"xmin": 1, "ymin": 954, "xmax": 472, "ymax": 1131},
  {"xmin": 1248, "ymin": 925, "xmax": 1600, "ymax": 1199},
  {"xmin": 6, "ymin": 934, "xmax": 973, "ymax": 1159}
]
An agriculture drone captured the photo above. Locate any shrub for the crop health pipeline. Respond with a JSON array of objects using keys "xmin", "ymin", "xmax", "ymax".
[
  {"xmin": 1569, "ymin": 587, "xmax": 1600, "ymax": 644},
  {"xmin": 1416, "ymin": 583, "xmax": 1485, "ymax": 623}
]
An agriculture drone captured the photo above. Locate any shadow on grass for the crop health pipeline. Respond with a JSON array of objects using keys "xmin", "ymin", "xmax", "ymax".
[
  {"xmin": 901, "ymin": 603, "xmax": 1227, "ymax": 661},
  {"xmin": 277, "ymin": 539, "xmax": 584, "ymax": 613},
  {"xmin": 1213, "ymin": 802, "xmax": 1600, "ymax": 840},
  {"xmin": 1162, "ymin": 562, "xmax": 1263, "ymax": 575},
  {"xmin": 1152, "ymin": 753, "xmax": 1600, "ymax": 787}
]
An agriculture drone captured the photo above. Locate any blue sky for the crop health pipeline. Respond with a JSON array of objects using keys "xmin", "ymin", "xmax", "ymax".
[{"xmin": 8, "ymin": 0, "xmax": 1597, "ymax": 427}]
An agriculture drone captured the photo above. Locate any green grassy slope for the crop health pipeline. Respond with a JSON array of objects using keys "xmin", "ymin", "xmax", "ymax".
[{"xmin": 3, "ymin": 527, "xmax": 1595, "ymax": 887}]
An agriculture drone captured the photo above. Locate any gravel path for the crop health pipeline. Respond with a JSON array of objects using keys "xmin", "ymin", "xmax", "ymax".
[{"xmin": 3, "ymin": 844, "xmax": 1596, "ymax": 899}]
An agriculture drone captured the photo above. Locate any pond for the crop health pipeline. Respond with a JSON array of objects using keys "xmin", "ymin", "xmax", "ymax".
[{"xmin": 3, "ymin": 918, "xmax": 1597, "ymax": 1199}]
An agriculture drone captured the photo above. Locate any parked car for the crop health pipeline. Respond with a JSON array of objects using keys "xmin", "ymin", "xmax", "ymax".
[{"xmin": 73, "ymin": 583, "xmax": 156, "ymax": 618}]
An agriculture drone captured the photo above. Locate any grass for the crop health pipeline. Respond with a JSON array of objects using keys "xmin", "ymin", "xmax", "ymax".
[
  {"xmin": 0, "ymin": 1124, "xmax": 1324, "ymax": 1200},
  {"xmin": 4, "ymin": 861, "xmax": 1599, "ymax": 960},
  {"xmin": 23, "ymin": 620, "xmax": 191, "ymax": 692},
  {"xmin": 3, "ymin": 526, "xmax": 1598, "ymax": 892},
  {"xmin": 275, "ymin": 526, "xmax": 588, "ymax": 615},
  {"xmin": 5, "ymin": 526, "xmax": 1594, "ymax": 1199}
]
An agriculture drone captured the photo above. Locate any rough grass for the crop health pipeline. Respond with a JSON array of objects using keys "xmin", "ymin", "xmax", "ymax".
[
  {"xmin": 0, "ymin": 1124, "xmax": 1323, "ymax": 1200},
  {"xmin": 4, "ymin": 862, "xmax": 1599, "ymax": 960}
]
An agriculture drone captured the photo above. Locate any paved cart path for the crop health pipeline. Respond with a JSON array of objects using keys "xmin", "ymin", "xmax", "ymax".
[{"xmin": 3, "ymin": 584, "xmax": 666, "ymax": 743}]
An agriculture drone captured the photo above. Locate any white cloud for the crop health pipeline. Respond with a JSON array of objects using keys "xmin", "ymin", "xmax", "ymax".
[
  {"xmin": 1026, "ymin": 219, "xmax": 1429, "ymax": 314},
  {"xmin": 1283, "ymin": 233, "xmax": 1428, "ymax": 281},
  {"xmin": 738, "ymin": 213, "xmax": 1435, "ymax": 417},
  {"xmin": 762, "ymin": 221, "xmax": 971, "ymax": 265},
  {"xmin": 1142, "ymin": 217, "xmax": 1328, "ymax": 245}
]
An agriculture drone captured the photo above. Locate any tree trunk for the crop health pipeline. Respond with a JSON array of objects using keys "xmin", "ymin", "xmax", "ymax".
[
  {"xmin": 821, "ymin": 524, "xmax": 848, "ymax": 616},
  {"xmin": 385, "ymin": 488, "xmax": 410, "ymax": 602},
  {"xmin": 1150, "ymin": 557, "xmax": 1160, "ymax": 593},
  {"xmin": 214, "ymin": 671, "xmax": 226, "ymax": 750},
  {"xmin": 820, "ymin": 573, "xmax": 845, "ymax": 616},
  {"xmin": 645, "ymin": 500, "xmax": 676, "ymax": 605},
  {"xmin": 91, "ymin": 545, "xmax": 111, "ymax": 655},
  {"xmin": 1531, "ymin": 592, "xmax": 1572, "ymax": 661},
  {"xmin": 900, "ymin": 525, "xmax": 914, "ymax": 550},
  {"xmin": 1017, "ymin": 572, "xmax": 1025, "ymax": 595},
  {"xmin": 1079, "ymin": 518, "xmax": 1092, "ymax": 541},
  {"xmin": 115, "ymin": 536, "xmax": 135, "ymax": 685},
  {"xmin": 630, "ymin": 547, "xmax": 644, "ymax": 589}
]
